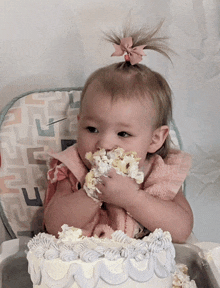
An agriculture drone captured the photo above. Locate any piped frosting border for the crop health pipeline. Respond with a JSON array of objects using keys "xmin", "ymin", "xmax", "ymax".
[{"xmin": 27, "ymin": 226, "xmax": 176, "ymax": 287}]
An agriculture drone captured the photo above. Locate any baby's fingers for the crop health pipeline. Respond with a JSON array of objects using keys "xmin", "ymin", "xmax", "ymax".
[
  {"xmin": 95, "ymin": 181, "xmax": 105, "ymax": 193},
  {"xmin": 95, "ymin": 187, "xmax": 102, "ymax": 195},
  {"xmin": 106, "ymin": 168, "xmax": 116, "ymax": 178},
  {"xmin": 95, "ymin": 183, "xmax": 106, "ymax": 201},
  {"xmin": 99, "ymin": 174, "xmax": 109, "ymax": 184}
]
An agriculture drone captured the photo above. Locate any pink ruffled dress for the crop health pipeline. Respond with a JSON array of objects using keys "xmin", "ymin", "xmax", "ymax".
[{"xmin": 44, "ymin": 145, "xmax": 191, "ymax": 239}]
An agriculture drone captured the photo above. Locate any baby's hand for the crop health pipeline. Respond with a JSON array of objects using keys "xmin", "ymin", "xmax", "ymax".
[{"xmin": 95, "ymin": 168, "xmax": 140, "ymax": 208}]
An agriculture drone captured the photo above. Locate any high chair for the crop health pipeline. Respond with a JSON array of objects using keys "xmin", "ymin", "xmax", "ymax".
[{"xmin": 0, "ymin": 87, "xmax": 185, "ymax": 243}]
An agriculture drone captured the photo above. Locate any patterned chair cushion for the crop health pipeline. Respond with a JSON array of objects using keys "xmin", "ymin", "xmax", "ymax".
[{"xmin": 0, "ymin": 88, "xmax": 182, "ymax": 239}]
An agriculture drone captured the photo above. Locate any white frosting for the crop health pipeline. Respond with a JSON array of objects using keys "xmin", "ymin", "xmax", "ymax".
[
  {"xmin": 83, "ymin": 148, "xmax": 144, "ymax": 201},
  {"xmin": 57, "ymin": 224, "xmax": 84, "ymax": 243},
  {"xmin": 27, "ymin": 226, "xmax": 175, "ymax": 288},
  {"xmin": 173, "ymin": 264, "xmax": 197, "ymax": 288},
  {"xmin": 207, "ymin": 246, "xmax": 220, "ymax": 272}
]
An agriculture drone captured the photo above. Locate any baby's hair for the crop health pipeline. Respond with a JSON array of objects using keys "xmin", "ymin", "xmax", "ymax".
[
  {"xmin": 104, "ymin": 21, "xmax": 172, "ymax": 62},
  {"xmin": 80, "ymin": 22, "xmax": 173, "ymax": 159}
]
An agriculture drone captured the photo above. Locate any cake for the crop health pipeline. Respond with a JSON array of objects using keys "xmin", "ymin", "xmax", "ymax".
[
  {"xmin": 27, "ymin": 225, "xmax": 197, "ymax": 288},
  {"xmin": 83, "ymin": 148, "xmax": 144, "ymax": 201},
  {"xmin": 27, "ymin": 225, "xmax": 176, "ymax": 287}
]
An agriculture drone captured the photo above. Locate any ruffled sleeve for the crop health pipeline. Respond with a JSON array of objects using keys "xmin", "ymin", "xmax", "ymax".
[
  {"xmin": 44, "ymin": 157, "xmax": 79, "ymax": 209},
  {"xmin": 47, "ymin": 159, "xmax": 69, "ymax": 183},
  {"xmin": 143, "ymin": 149, "xmax": 192, "ymax": 200},
  {"xmin": 44, "ymin": 145, "xmax": 89, "ymax": 209}
]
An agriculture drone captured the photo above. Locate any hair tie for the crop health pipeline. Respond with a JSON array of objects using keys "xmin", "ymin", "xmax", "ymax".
[{"xmin": 111, "ymin": 37, "xmax": 146, "ymax": 65}]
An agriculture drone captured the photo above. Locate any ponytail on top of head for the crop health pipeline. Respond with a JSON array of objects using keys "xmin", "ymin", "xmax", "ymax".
[{"xmin": 104, "ymin": 21, "xmax": 173, "ymax": 64}]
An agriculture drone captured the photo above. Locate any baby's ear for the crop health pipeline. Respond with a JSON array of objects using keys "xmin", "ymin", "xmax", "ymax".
[{"xmin": 148, "ymin": 126, "xmax": 169, "ymax": 153}]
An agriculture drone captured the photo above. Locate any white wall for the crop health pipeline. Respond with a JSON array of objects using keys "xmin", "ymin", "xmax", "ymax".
[
  {"xmin": 168, "ymin": 0, "xmax": 220, "ymax": 242},
  {"xmin": 0, "ymin": 0, "xmax": 167, "ymax": 109},
  {"xmin": 0, "ymin": 0, "xmax": 220, "ymax": 242}
]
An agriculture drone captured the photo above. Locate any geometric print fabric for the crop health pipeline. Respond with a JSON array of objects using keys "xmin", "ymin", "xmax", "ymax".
[{"xmin": 0, "ymin": 89, "xmax": 81, "ymax": 238}]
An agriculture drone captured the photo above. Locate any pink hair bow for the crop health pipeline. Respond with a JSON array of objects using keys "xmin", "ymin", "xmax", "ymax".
[{"xmin": 111, "ymin": 37, "xmax": 146, "ymax": 65}]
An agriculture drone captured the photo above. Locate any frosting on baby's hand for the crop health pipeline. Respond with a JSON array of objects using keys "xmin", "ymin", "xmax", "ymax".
[{"xmin": 83, "ymin": 148, "xmax": 144, "ymax": 202}]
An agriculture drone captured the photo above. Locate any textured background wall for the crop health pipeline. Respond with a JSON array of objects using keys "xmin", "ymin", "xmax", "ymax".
[{"xmin": 0, "ymin": 0, "xmax": 220, "ymax": 242}]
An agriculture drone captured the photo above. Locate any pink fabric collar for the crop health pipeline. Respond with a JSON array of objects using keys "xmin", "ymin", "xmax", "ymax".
[{"xmin": 47, "ymin": 145, "xmax": 88, "ymax": 186}]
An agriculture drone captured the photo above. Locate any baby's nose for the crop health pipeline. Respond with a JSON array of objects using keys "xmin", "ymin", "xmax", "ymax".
[{"xmin": 96, "ymin": 135, "xmax": 116, "ymax": 151}]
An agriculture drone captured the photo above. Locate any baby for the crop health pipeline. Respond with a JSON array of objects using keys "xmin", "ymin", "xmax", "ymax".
[{"xmin": 44, "ymin": 23, "xmax": 193, "ymax": 243}]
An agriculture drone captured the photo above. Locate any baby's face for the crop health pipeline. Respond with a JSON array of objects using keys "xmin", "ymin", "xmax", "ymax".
[{"xmin": 77, "ymin": 82, "xmax": 156, "ymax": 169}]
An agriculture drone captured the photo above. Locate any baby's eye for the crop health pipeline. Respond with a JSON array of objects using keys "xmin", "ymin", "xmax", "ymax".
[
  {"xmin": 118, "ymin": 131, "xmax": 131, "ymax": 138},
  {"xmin": 86, "ymin": 126, "xmax": 98, "ymax": 133}
]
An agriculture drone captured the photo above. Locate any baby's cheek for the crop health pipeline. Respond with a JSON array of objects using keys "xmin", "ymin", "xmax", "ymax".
[
  {"xmin": 76, "ymin": 146, "xmax": 87, "ymax": 166},
  {"xmin": 81, "ymin": 152, "xmax": 92, "ymax": 169},
  {"xmin": 85, "ymin": 160, "xmax": 92, "ymax": 170}
]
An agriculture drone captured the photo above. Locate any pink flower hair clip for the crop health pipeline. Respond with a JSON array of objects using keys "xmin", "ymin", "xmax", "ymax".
[{"xmin": 111, "ymin": 37, "xmax": 146, "ymax": 65}]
